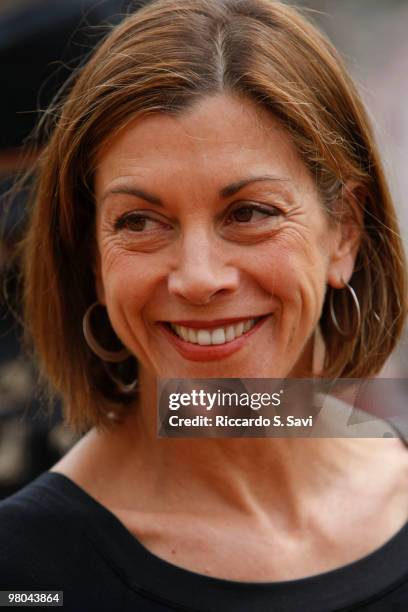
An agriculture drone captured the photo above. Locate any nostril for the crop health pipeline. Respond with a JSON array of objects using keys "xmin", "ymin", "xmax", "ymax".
[{"xmin": 167, "ymin": 264, "xmax": 239, "ymax": 306}]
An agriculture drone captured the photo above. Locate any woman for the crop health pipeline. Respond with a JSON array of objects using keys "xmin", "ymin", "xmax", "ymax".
[{"xmin": 1, "ymin": 0, "xmax": 408, "ymax": 610}]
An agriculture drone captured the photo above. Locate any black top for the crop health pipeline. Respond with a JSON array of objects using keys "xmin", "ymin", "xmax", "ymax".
[{"xmin": 1, "ymin": 461, "xmax": 408, "ymax": 611}]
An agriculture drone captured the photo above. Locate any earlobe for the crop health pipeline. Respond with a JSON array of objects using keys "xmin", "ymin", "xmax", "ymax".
[{"xmin": 326, "ymin": 181, "xmax": 364, "ymax": 289}]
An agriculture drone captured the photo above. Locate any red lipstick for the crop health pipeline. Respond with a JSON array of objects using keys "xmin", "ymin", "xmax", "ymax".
[
  {"xmin": 157, "ymin": 315, "xmax": 270, "ymax": 361},
  {"xmin": 163, "ymin": 315, "xmax": 264, "ymax": 330}
]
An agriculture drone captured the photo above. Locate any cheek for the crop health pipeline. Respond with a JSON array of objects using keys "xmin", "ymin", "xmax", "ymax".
[
  {"xmin": 98, "ymin": 254, "xmax": 164, "ymax": 356},
  {"xmin": 252, "ymin": 232, "xmax": 329, "ymax": 323},
  {"xmin": 99, "ymin": 247, "xmax": 163, "ymax": 318}
]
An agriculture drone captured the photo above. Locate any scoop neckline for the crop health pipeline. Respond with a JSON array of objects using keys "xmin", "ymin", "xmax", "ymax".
[{"xmin": 31, "ymin": 470, "xmax": 408, "ymax": 612}]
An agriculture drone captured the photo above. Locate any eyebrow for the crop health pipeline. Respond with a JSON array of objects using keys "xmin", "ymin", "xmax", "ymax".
[
  {"xmin": 100, "ymin": 175, "xmax": 289, "ymax": 207},
  {"xmin": 101, "ymin": 186, "xmax": 163, "ymax": 207},
  {"xmin": 219, "ymin": 175, "xmax": 289, "ymax": 198}
]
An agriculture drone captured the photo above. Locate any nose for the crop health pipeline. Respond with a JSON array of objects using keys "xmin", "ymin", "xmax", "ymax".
[{"xmin": 167, "ymin": 230, "xmax": 239, "ymax": 305}]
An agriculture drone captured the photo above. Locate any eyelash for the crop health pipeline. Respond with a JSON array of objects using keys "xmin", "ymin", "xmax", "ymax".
[{"xmin": 113, "ymin": 204, "xmax": 281, "ymax": 233}]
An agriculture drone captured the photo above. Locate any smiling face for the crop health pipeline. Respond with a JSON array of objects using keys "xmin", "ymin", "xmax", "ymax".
[{"xmin": 94, "ymin": 93, "xmax": 359, "ymax": 380}]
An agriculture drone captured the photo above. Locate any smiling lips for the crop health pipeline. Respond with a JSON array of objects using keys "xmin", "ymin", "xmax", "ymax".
[
  {"xmin": 157, "ymin": 314, "xmax": 270, "ymax": 361},
  {"xmin": 169, "ymin": 316, "xmax": 262, "ymax": 345}
]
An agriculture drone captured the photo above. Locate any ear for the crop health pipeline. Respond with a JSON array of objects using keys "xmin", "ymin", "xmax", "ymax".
[{"xmin": 326, "ymin": 181, "xmax": 364, "ymax": 288}]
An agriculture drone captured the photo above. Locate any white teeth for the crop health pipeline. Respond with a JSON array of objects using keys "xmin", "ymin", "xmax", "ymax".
[
  {"xmin": 175, "ymin": 325, "xmax": 189, "ymax": 341},
  {"xmin": 211, "ymin": 328, "xmax": 226, "ymax": 344},
  {"xmin": 169, "ymin": 317, "xmax": 261, "ymax": 345},
  {"xmin": 225, "ymin": 325, "xmax": 235, "ymax": 342},
  {"xmin": 243, "ymin": 320, "xmax": 251, "ymax": 332},
  {"xmin": 234, "ymin": 322, "xmax": 244, "ymax": 336},
  {"xmin": 197, "ymin": 330, "xmax": 211, "ymax": 345}
]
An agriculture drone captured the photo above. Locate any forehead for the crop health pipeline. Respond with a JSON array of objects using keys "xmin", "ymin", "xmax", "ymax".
[{"xmin": 94, "ymin": 93, "xmax": 313, "ymax": 196}]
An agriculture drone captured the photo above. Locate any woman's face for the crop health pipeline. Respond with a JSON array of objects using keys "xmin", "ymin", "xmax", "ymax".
[{"xmin": 94, "ymin": 93, "xmax": 359, "ymax": 379}]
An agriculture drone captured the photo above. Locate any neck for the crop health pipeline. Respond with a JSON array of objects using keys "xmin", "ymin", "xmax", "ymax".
[{"xmin": 86, "ymin": 367, "xmax": 389, "ymax": 527}]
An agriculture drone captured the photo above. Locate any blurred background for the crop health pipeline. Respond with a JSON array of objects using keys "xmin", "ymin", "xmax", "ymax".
[{"xmin": 0, "ymin": 0, "xmax": 407, "ymax": 498}]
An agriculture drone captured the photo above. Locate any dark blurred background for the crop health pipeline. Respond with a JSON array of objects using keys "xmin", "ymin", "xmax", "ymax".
[
  {"xmin": 0, "ymin": 0, "xmax": 407, "ymax": 498},
  {"xmin": 0, "ymin": 0, "xmax": 146, "ymax": 498}
]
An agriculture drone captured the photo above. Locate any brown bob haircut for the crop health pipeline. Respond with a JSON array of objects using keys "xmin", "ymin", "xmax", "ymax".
[{"xmin": 18, "ymin": 0, "xmax": 407, "ymax": 432}]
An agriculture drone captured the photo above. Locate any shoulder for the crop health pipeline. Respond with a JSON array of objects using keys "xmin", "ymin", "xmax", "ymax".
[
  {"xmin": 0, "ymin": 473, "xmax": 135, "ymax": 610},
  {"xmin": 0, "ymin": 473, "xmax": 100, "ymax": 589}
]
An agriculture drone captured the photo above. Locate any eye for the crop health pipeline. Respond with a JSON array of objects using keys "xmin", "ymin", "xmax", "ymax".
[
  {"xmin": 114, "ymin": 212, "xmax": 169, "ymax": 233},
  {"xmin": 226, "ymin": 204, "xmax": 281, "ymax": 225}
]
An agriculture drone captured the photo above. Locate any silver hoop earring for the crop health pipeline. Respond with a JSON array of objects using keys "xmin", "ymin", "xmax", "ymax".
[
  {"xmin": 83, "ymin": 301, "xmax": 131, "ymax": 362},
  {"xmin": 329, "ymin": 281, "xmax": 361, "ymax": 337},
  {"xmin": 102, "ymin": 361, "xmax": 139, "ymax": 395}
]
